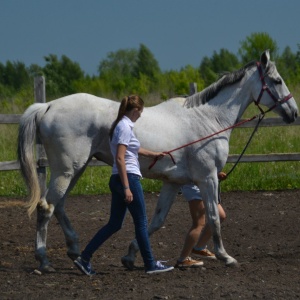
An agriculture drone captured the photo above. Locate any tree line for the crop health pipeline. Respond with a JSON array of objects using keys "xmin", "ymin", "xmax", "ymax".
[{"xmin": 1, "ymin": 32, "xmax": 299, "ymax": 112}]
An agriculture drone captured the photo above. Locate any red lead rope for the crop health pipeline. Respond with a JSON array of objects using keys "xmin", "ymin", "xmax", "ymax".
[{"xmin": 148, "ymin": 115, "xmax": 258, "ymax": 170}]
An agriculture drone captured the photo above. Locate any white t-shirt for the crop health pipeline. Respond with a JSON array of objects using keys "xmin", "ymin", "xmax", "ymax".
[{"xmin": 110, "ymin": 116, "xmax": 142, "ymax": 177}]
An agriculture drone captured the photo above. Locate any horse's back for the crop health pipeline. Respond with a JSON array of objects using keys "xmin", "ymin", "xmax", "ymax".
[
  {"xmin": 38, "ymin": 94, "xmax": 117, "ymax": 168},
  {"xmin": 40, "ymin": 93, "xmax": 117, "ymax": 137}
]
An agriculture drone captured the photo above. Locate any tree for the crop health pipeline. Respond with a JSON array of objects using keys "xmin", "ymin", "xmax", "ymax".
[
  {"xmin": 98, "ymin": 49, "xmax": 137, "ymax": 79},
  {"xmin": 238, "ymin": 32, "xmax": 279, "ymax": 64},
  {"xmin": 0, "ymin": 61, "xmax": 31, "ymax": 91},
  {"xmin": 296, "ymin": 43, "xmax": 300, "ymax": 64},
  {"xmin": 131, "ymin": 44, "xmax": 162, "ymax": 94},
  {"xmin": 43, "ymin": 54, "xmax": 84, "ymax": 96},
  {"xmin": 277, "ymin": 45, "xmax": 300, "ymax": 87},
  {"xmin": 98, "ymin": 44, "xmax": 162, "ymax": 97},
  {"xmin": 163, "ymin": 65, "xmax": 204, "ymax": 98},
  {"xmin": 210, "ymin": 49, "xmax": 240, "ymax": 72},
  {"xmin": 133, "ymin": 44, "xmax": 161, "ymax": 82},
  {"xmin": 28, "ymin": 64, "xmax": 44, "ymax": 78},
  {"xmin": 98, "ymin": 49, "xmax": 138, "ymax": 97},
  {"xmin": 199, "ymin": 49, "xmax": 240, "ymax": 87}
]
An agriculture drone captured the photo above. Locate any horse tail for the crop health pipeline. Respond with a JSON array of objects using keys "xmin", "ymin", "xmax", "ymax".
[{"xmin": 18, "ymin": 103, "xmax": 49, "ymax": 217}]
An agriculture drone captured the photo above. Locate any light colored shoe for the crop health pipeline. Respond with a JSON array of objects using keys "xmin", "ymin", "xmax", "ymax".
[
  {"xmin": 175, "ymin": 257, "xmax": 204, "ymax": 268},
  {"xmin": 192, "ymin": 248, "xmax": 217, "ymax": 260}
]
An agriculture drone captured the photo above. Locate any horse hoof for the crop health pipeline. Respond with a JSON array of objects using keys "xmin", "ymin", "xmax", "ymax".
[
  {"xmin": 225, "ymin": 259, "xmax": 239, "ymax": 268},
  {"xmin": 121, "ymin": 256, "xmax": 134, "ymax": 271},
  {"xmin": 39, "ymin": 265, "xmax": 56, "ymax": 274}
]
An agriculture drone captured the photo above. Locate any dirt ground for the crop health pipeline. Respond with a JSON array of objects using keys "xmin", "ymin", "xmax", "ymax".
[{"xmin": 0, "ymin": 190, "xmax": 299, "ymax": 299}]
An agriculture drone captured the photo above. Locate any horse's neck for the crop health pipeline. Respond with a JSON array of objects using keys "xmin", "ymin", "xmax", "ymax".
[{"xmin": 203, "ymin": 77, "xmax": 254, "ymax": 128}]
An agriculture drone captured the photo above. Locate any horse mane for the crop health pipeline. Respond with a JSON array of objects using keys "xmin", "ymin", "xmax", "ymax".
[{"xmin": 184, "ymin": 61, "xmax": 257, "ymax": 108}]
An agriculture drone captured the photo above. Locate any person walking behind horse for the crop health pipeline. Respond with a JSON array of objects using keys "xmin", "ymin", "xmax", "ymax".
[
  {"xmin": 175, "ymin": 173, "xmax": 227, "ymax": 268},
  {"xmin": 74, "ymin": 95, "xmax": 174, "ymax": 275}
]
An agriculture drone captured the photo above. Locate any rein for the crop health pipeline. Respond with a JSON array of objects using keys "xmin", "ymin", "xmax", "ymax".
[
  {"xmin": 148, "ymin": 61, "xmax": 293, "ymax": 171},
  {"xmin": 148, "ymin": 114, "xmax": 259, "ymax": 170}
]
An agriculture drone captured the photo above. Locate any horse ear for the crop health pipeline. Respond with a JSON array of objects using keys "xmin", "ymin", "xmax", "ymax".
[{"xmin": 260, "ymin": 50, "xmax": 270, "ymax": 68}]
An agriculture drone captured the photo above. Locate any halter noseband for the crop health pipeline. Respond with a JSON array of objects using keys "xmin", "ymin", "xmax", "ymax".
[{"xmin": 254, "ymin": 62, "xmax": 293, "ymax": 114}]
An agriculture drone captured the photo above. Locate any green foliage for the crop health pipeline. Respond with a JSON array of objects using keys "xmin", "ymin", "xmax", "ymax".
[
  {"xmin": 0, "ymin": 61, "xmax": 32, "ymax": 98},
  {"xmin": 276, "ymin": 45, "xmax": 300, "ymax": 88},
  {"xmin": 131, "ymin": 73, "xmax": 152, "ymax": 97},
  {"xmin": 72, "ymin": 77, "xmax": 110, "ymax": 98},
  {"xmin": 97, "ymin": 44, "xmax": 162, "ymax": 98},
  {"xmin": 198, "ymin": 56, "xmax": 218, "ymax": 88},
  {"xmin": 163, "ymin": 65, "xmax": 204, "ymax": 97},
  {"xmin": 43, "ymin": 54, "xmax": 85, "ymax": 97},
  {"xmin": 199, "ymin": 48, "xmax": 240, "ymax": 87},
  {"xmin": 98, "ymin": 48, "xmax": 137, "ymax": 79},
  {"xmin": 238, "ymin": 32, "xmax": 279, "ymax": 63},
  {"xmin": 0, "ymin": 61, "xmax": 32, "ymax": 91},
  {"xmin": 98, "ymin": 48, "xmax": 138, "ymax": 98},
  {"xmin": 133, "ymin": 44, "xmax": 161, "ymax": 85},
  {"xmin": 70, "ymin": 166, "xmax": 112, "ymax": 195},
  {"xmin": 221, "ymin": 162, "xmax": 300, "ymax": 191},
  {"xmin": 132, "ymin": 44, "xmax": 162, "ymax": 96},
  {"xmin": 0, "ymin": 87, "xmax": 34, "ymax": 114}
]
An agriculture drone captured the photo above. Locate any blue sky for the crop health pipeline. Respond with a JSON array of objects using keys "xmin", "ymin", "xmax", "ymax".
[{"xmin": 1, "ymin": 0, "xmax": 299, "ymax": 75}]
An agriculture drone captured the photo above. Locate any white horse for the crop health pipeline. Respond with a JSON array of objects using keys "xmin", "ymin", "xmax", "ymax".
[{"xmin": 18, "ymin": 50, "xmax": 298, "ymax": 272}]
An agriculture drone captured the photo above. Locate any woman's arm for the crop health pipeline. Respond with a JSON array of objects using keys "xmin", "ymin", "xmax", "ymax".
[
  {"xmin": 116, "ymin": 144, "xmax": 133, "ymax": 203},
  {"xmin": 139, "ymin": 147, "xmax": 166, "ymax": 159}
]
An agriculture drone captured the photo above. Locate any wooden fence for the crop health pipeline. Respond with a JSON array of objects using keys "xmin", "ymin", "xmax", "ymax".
[{"xmin": 1, "ymin": 79, "xmax": 300, "ymax": 173}]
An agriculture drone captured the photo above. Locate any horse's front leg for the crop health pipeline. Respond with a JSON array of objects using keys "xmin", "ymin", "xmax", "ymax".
[
  {"xmin": 121, "ymin": 182, "xmax": 179, "ymax": 270},
  {"xmin": 200, "ymin": 177, "xmax": 238, "ymax": 267}
]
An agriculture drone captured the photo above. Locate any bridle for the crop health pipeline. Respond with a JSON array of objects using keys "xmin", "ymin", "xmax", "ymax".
[
  {"xmin": 148, "ymin": 62, "xmax": 294, "ymax": 170},
  {"xmin": 254, "ymin": 61, "xmax": 293, "ymax": 114}
]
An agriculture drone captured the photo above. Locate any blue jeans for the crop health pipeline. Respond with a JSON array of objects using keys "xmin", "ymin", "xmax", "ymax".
[{"xmin": 81, "ymin": 173, "xmax": 156, "ymax": 270}]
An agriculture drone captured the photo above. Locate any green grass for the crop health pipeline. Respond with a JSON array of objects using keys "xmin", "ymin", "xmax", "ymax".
[{"xmin": 1, "ymin": 90, "xmax": 299, "ymax": 197}]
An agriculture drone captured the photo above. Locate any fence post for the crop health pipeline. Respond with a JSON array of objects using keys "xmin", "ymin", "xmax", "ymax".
[
  {"xmin": 189, "ymin": 82, "xmax": 197, "ymax": 95},
  {"xmin": 34, "ymin": 76, "xmax": 47, "ymax": 195}
]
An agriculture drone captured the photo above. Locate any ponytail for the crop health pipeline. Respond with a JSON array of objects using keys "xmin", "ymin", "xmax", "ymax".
[{"xmin": 109, "ymin": 95, "xmax": 144, "ymax": 140}]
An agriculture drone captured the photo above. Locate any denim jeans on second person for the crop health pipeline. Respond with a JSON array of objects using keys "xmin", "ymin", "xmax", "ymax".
[{"xmin": 81, "ymin": 173, "xmax": 156, "ymax": 270}]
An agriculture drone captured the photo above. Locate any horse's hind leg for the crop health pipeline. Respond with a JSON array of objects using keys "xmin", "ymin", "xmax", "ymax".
[
  {"xmin": 35, "ymin": 173, "xmax": 76, "ymax": 272},
  {"xmin": 53, "ymin": 171, "xmax": 88, "ymax": 261},
  {"xmin": 121, "ymin": 182, "xmax": 179, "ymax": 270},
  {"xmin": 35, "ymin": 194, "xmax": 55, "ymax": 272}
]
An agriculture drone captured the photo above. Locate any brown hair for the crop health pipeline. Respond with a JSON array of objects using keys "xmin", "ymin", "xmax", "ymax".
[{"xmin": 109, "ymin": 95, "xmax": 144, "ymax": 140}]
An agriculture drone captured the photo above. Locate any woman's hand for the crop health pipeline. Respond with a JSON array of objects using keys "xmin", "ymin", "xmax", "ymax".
[
  {"xmin": 154, "ymin": 152, "xmax": 166, "ymax": 160},
  {"xmin": 124, "ymin": 188, "xmax": 133, "ymax": 204},
  {"xmin": 139, "ymin": 147, "xmax": 166, "ymax": 159},
  {"xmin": 218, "ymin": 172, "xmax": 227, "ymax": 181}
]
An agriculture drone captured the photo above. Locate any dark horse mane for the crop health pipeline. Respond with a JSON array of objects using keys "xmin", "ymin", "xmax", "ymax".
[{"xmin": 184, "ymin": 61, "xmax": 259, "ymax": 108}]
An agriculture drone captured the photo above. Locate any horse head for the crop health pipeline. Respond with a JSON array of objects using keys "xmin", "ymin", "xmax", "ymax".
[{"xmin": 253, "ymin": 50, "xmax": 298, "ymax": 123}]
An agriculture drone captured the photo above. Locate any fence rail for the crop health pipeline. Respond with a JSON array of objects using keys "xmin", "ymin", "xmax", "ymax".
[{"xmin": 0, "ymin": 114, "xmax": 21, "ymax": 123}]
